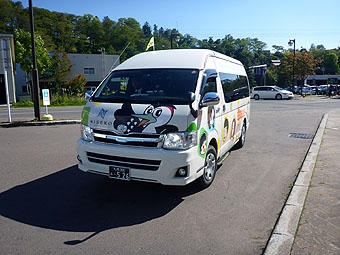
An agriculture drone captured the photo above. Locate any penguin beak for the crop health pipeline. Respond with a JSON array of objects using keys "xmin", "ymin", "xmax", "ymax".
[{"xmin": 132, "ymin": 113, "xmax": 157, "ymax": 127}]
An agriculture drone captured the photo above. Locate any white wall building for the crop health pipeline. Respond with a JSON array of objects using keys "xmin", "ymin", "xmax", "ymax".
[
  {"xmin": 68, "ymin": 53, "xmax": 120, "ymax": 90},
  {"xmin": 14, "ymin": 53, "xmax": 120, "ymax": 101},
  {"xmin": 306, "ymin": 74, "xmax": 340, "ymax": 86},
  {"xmin": 0, "ymin": 34, "xmax": 16, "ymax": 104}
]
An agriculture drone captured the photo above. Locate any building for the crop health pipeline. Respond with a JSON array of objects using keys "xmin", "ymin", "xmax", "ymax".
[
  {"xmin": 249, "ymin": 64, "xmax": 267, "ymax": 85},
  {"xmin": 14, "ymin": 53, "xmax": 120, "ymax": 101},
  {"xmin": 14, "ymin": 63, "xmax": 30, "ymax": 102},
  {"xmin": 0, "ymin": 34, "xmax": 16, "ymax": 104},
  {"xmin": 67, "ymin": 53, "xmax": 120, "ymax": 90},
  {"xmin": 306, "ymin": 75, "xmax": 340, "ymax": 86}
]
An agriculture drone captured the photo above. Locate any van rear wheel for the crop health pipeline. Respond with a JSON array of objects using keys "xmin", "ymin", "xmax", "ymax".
[
  {"xmin": 234, "ymin": 123, "xmax": 246, "ymax": 149},
  {"xmin": 198, "ymin": 146, "xmax": 217, "ymax": 189}
]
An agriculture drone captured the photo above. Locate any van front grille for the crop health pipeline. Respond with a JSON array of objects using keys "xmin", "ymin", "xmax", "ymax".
[
  {"xmin": 86, "ymin": 152, "xmax": 161, "ymax": 171},
  {"xmin": 92, "ymin": 129, "xmax": 163, "ymax": 148}
]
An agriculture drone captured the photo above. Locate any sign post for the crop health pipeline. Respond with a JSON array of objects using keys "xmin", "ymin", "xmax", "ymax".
[{"xmin": 42, "ymin": 89, "xmax": 53, "ymax": 120}]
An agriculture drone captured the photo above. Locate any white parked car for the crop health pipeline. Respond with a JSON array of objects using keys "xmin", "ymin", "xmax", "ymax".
[{"xmin": 251, "ymin": 86, "xmax": 294, "ymax": 100}]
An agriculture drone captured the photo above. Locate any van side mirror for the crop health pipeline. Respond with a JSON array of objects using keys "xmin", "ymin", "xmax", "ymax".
[
  {"xmin": 200, "ymin": 92, "xmax": 220, "ymax": 107},
  {"xmin": 85, "ymin": 90, "xmax": 93, "ymax": 100},
  {"xmin": 187, "ymin": 92, "xmax": 198, "ymax": 118},
  {"xmin": 187, "ymin": 92, "xmax": 195, "ymax": 102}
]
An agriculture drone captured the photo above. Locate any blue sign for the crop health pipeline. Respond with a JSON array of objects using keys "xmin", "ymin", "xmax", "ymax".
[{"xmin": 42, "ymin": 89, "xmax": 50, "ymax": 105}]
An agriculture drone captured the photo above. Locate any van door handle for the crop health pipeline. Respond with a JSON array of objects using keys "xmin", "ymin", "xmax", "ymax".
[{"xmin": 223, "ymin": 105, "xmax": 226, "ymax": 112}]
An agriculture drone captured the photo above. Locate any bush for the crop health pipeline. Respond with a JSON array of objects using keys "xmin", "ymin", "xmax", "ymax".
[
  {"xmin": 13, "ymin": 96, "xmax": 86, "ymax": 108},
  {"xmin": 12, "ymin": 100, "xmax": 34, "ymax": 108},
  {"xmin": 63, "ymin": 73, "xmax": 87, "ymax": 96},
  {"xmin": 50, "ymin": 95, "xmax": 86, "ymax": 106}
]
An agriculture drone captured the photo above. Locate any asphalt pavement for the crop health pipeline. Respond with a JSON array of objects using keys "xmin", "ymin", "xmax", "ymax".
[
  {"xmin": 291, "ymin": 109, "xmax": 340, "ymax": 255},
  {"xmin": 265, "ymin": 108, "xmax": 340, "ymax": 254},
  {"xmin": 0, "ymin": 99, "xmax": 340, "ymax": 255},
  {"xmin": 0, "ymin": 105, "xmax": 83, "ymax": 123}
]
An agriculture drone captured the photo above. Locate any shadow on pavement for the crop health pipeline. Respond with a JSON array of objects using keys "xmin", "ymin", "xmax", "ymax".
[{"xmin": 0, "ymin": 165, "xmax": 201, "ymax": 244}]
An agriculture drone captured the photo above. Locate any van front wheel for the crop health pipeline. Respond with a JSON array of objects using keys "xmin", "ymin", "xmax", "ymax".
[
  {"xmin": 275, "ymin": 94, "xmax": 282, "ymax": 100},
  {"xmin": 198, "ymin": 146, "xmax": 217, "ymax": 189},
  {"xmin": 254, "ymin": 94, "xmax": 260, "ymax": 100}
]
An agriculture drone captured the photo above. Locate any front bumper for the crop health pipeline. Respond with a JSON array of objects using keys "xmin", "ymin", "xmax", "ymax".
[
  {"xmin": 283, "ymin": 94, "xmax": 294, "ymax": 99},
  {"xmin": 77, "ymin": 139, "xmax": 205, "ymax": 186}
]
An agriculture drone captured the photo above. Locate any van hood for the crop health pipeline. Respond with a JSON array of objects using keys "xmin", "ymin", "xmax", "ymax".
[
  {"xmin": 82, "ymin": 102, "xmax": 191, "ymax": 134},
  {"xmin": 281, "ymin": 89, "xmax": 292, "ymax": 94}
]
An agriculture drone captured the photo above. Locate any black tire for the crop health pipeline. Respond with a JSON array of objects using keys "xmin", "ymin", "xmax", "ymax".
[
  {"xmin": 275, "ymin": 94, "xmax": 282, "ymax": 100},
  {"xmin": 234, "ymin": 123, "xmax": 246, "ymax": 150},
  {"xmin": 254, "ymin": 94, "xmax": 260, "ymax": 100},
  {"xmin": 198, "ymin": 145, "xmax": 217, "ymax": 189}
]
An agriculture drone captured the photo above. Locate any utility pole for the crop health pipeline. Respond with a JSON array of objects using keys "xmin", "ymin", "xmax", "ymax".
[
  {"xmin": 288, "ymin": 39, "xmax": 296, "ymax": 92},
  {"xmin": 29, "ymin": 0, "xmax": 41, "ymax": 120}
]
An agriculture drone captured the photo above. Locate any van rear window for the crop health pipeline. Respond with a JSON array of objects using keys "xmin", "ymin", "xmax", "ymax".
[
  {"xmin": 219, "ymin": 73, "xmax": 250, "ymax": 103},
  {"xmin": 92, "ymin": 69, "xmax": 199, "ymax": 104}
]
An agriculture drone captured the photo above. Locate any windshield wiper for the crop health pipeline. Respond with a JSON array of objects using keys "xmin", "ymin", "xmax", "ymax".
[{"xmin": 92, "ymin": 97, "xmax": 130, "ymax": 103}]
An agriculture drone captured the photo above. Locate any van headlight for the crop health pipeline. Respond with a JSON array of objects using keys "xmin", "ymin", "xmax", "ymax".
[
  {"xmin": 81, "ymin": 124, "xmax": 94, "ymax": 142},
  {"xmin": 163, "ymin": 131, "xmax": 197, "ymax": 150}
]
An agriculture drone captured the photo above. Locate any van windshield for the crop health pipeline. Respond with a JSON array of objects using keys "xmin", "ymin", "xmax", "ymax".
[
  {"xmin": 92, "ymin": 69, "xmax": 199, "ymax": 104},
  {"xmin": 274, "ymin": 86, "xmax": 284, "ymax": 91}
]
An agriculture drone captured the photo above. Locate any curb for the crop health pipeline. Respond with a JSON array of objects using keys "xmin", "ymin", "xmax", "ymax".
[
  {"xmin": 0, "ymin": 120, "xmax": 81, "ymax": 128},
  {"xmin": 263, "ymin": 113, "xmax": 328, "ymax": 255}
]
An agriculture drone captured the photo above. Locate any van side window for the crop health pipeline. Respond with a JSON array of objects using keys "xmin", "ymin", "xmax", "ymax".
[
  {"xmin": 219, "ymin": 73, "xmax": 249, "ymax": 103},
  {"xmin": 201, "ymin": 77, "xmax": 217, "ymax": 97}
]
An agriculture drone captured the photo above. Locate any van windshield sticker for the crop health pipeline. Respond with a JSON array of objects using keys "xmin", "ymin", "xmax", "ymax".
[
  {"xmin": 198, "ymin": 128, "xmax": 208, "ymax": 158},
  {"xmin": 113, "ymin": 103, "xmax": 178, "ymax": 134},
  {"xmin": 207, "ymin": 106, "xmax": 216, "ymax": 131},
  {"xmin": 222, "ymin": 115, "xmax": 229, "ymax": 145},
  {"xmin": 81, "ymin": 107, "xmax": 91, "ymax": 125},
  {"xmin": 230, "ymin": 117, "xmax": 237, "ymax": 146},
  {"xmin": 186, "ymin": 122, "xmax": 198, "ymax": 132}
]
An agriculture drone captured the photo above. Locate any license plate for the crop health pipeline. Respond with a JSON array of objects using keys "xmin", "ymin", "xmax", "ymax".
[{"xmin": 109, "ymin": 166, "xmax": 130, "ymax": 181}]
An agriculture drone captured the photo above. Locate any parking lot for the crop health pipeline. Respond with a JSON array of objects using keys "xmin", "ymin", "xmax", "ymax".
[{"xmin": 0, "ymin": 97, "xmax": 339, "ymax": 254}]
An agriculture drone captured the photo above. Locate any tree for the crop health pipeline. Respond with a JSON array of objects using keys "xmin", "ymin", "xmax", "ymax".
[
  {"xmin": 34, "ymin": 8, "xmax": 79, "ymax": 53},
  {"xmin": 0, "ymin": 0, "xmax": 29, "ymax": 33},
  {"xmin": 47, "ymin": 49, "xmax": 72, "ymax": 95},
  {"xmin": 178, "ymin": 34, "xmax": 198, "ymax": 49},
  {"xmin": 272, "ymin": 45, "xmax": 285, "ymax": 53},
  {"xmin": 142, "ymin": 22, "xmax": 152, "ymax": 38},
  {"xmin": 102, "ymin": 16, "xmax": 117, "ymax": 54},
  {"xmin": 75, "ymin": 14, "xmax": 104, "ymax": 53},
  {"xmin": 14, "ymin": 28, "xmax": 51, "ymax": 78},
  {"xmin": 316, "ymin": 44, "xmax": 326, "ymax": 50},
  {"xmin": 322, "ymin": 51, "xmax": 339, "ymax": 74},
  {"xmin": 282, "ymin": 50, "xmax": 322, "ymax": 86},
  {"xmin": 63, "ymin": 73, "xmax": 87, "ymax": 96}
]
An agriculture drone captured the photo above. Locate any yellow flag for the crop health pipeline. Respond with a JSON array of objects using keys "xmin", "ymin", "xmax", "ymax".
[{"xmin": 146, "ymin": 36, "xmax": 154, "ymax": 51}]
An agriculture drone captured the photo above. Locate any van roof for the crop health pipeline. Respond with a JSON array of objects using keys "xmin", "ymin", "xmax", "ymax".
[{"xmin": 114, "ymin": 49, "xmax": 243, "ymax": 71}]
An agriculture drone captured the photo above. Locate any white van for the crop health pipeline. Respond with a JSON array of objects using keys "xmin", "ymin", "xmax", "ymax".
[
  {"xmin": 77, "ymin": 49, "xmax": 250, "ymax": 188},
  {"xmin": 251, "ymin": 86, "xmax": 294, "ymax": 100}
]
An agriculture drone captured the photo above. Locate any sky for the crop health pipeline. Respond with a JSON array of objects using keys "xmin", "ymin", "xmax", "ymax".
[{"xmin": 23, "ymin": 0, "xmax": 340, "ymax": 51}]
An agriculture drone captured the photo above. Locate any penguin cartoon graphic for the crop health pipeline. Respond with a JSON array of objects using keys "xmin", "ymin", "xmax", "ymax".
[
  {"xmin": 113, "ymin": 103, "xmax": 178, "ymax": 134},
  {"xmin": 132, "ymin": 104, "xmax": 178, "ymax": 133},
  {"xmin": 114, "ymin": 103, "xmax": 142, "ymax": 134}
]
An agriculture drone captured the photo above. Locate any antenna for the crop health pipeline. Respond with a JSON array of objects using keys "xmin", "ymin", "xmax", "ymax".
[{"xmin": 109, "ymin": 42, "xmax": 131, "ymax": 72}]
